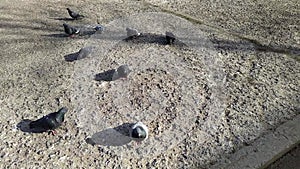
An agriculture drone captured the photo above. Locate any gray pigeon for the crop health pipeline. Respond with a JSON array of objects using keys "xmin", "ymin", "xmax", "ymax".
[
  {"xmin": 166, "ymin": 31, "xmax": 176, "ymax": 44},
  {"xmin": 129, "ymin": 122, "xmax": 148, "ymax": 142},
  {"xmin": 126, "ymin": 27, "xmax": 141, "ymax": 38},
  {"xmin": 112, "ymin": 64, "xmax": 131, "ymax": 80},
  {"xmin": 67, "ymin": 8, "xmax": 84, "ymax": 20},
  {"xmin": 29, "ymin": 107, "xmax": 68, "ymax": 135},
  {"xmin": 77, "ymin": 46, "xmax": 94, "ymax": 60},
  {"xmin": 63, "ymin": 23, "xmax": 80, "ymax": 37}
]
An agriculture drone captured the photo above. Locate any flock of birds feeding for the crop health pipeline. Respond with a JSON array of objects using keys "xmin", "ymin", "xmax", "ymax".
[{"xmin": 26, "ymin": 8, "xmax": 177, "ymax": 144}]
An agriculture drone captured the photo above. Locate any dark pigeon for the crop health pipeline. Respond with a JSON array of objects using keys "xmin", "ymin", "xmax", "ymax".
[
  {"xmin": 166, "ymin": 31, "xmax": 176, "ymax": 44},
  {"xmin": 29, "ymin": 107, "xmax": 68, "ymax": 135},
  {"xmin": 67, "ymin": 8, "xmax": 84, "ymax": 20},
  {"xmin": 63, "ymin": 23, "xmax": 80, "ymax": 37},
  {"xmin": 129, "ymin": 122, "xmax": 148, "ymax": 142}
]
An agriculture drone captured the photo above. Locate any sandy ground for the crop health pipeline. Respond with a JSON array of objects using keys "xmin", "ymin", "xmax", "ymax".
[{"xmin": 0, "ymin": 0, "xmax": 299, "ymax": 168}]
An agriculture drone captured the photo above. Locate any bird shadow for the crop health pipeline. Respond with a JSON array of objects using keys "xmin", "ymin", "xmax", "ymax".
[
  {"xmin": 124, "ymin": 33, "xmax": 187, "ymax": 48},
  {"xmin": 64, "ymin": 52, "xmax": 80, "ymax": 62},
  {"xmin": 42, "ymin": 33, "xmax": 68, "ymax": 38},
  {"xmin": 42, "ymin": 31, "xmax": 100, "ymax": 39},
  {"xmin": 86, "ymin": 123, "xmax": 134, "ymax": 146},
  {"xmin": 124, "ymin": 33, "xmax": 166, "ymax": 45},
  {"xmin": 51, "ymin": 17, "xmax": 75, "ymax": 21},
  {"xmin": 94, "ymin": 69, "xmax": 118, "ymax": 82},
  {"xmin": 80, "ymin": 30, "xmax": 98, "ymax": 37},
  {"xmin": 64, "ymin": 46, "xmax": 95, "ymax": 62},
  {"xmin": 16, "ymin": 119, "xmax": 45, "ymax": 133}
]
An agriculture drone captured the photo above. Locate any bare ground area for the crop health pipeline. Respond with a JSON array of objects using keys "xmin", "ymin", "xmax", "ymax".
[{"xmin": 0, "ymin": 0, "xmax": 299, "ymax": 168}]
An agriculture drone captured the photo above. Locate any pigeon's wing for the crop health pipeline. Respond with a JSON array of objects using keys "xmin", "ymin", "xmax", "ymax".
[
  {"xmin": 77, "ymin": 46, "xmax": 94, "ymax": 60},
  {"xmin": 117, "ymin": 65, "xmax": 131, "ymax": 78},
  {"xmin": 67, "ymin": 8, "xmax": 77, "ymax": 18},
  {"xmin": 67, "ymin": 8, "xmax": 84, "ymax": 19},
  {"xmin": 63, "ymin": 24, "xmax": 72, "ymax": 35},
  {"xmin": 45, "ymin": 113, "xmax": 61, "ymax": 129},
  {"xmin": 111, "ymin": 70, "xmax": 120, "ymax": 81},
  {"xmin": 72, "ymin": 27, "xmax": 80, "ymax": 34},
  {"xmin": 29, "ymin": 115, "xmax": 56, "ymax": 131},
  {"xmin": 63, "ymin": 24, "xmax": 80, "ymax": 35}
]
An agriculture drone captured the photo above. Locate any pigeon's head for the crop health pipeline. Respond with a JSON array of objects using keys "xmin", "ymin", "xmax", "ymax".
[
  {"xmin": 66, "ymin": 8, "xmax": 71, "ymax": 11},
  {"xmin": 130, "ymin": 122, "xmax": 148, "ymax": 141},
  {"xmin": 117, "ymin": 65, "xmax": 131, "ymax": 78},
  {"xmin": 63, "ymin": 23, "xmax": 68, "ymax": 28},
  {"xmin": 132, "ymin": 126, "xmax": 147, "ymax": 138},
  {"xmin": 55, "ymin": 107, "xmax": 68, "ymax": 123}
]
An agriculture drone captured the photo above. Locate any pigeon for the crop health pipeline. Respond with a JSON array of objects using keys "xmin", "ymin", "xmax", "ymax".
[
  {"xmin": 126, "ymin": 27, "xmax": 141, "ymax": 38},
  {"xmin": 112, "ymin": 64, "xmax": 131, "ymax": 80},
  {"xmin": 29, "ymin": 107, "xmax": 68, "ymax": 135},
  {"xmin": 129, "ymin": 122, "xmax": 148, "ymax": 142},
  {"xmin": 66, "ymin": 8, "xmax": 84, "ymax": 20},
  {"xmin": 95, "ymin": 65, "xmax": 131, "ymax": 81},
  {"xmin": 166, "ymin": 31, "xmax": 176, "ymax": 44},
  {"xmin": 63, "ymin": 23, "xmax": 80, "ymax": 37},
  {"xmin": 94, "ymin": 25, "xmax": 104, "ymax": 32},
  {"xmin": 77, "ymin": 46, "xmax": 94, "ymax": 60}
]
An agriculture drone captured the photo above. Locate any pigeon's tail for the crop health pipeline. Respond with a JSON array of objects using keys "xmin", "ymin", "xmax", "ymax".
[{"xmin": 74, "ymin": 14, "xmax": 85, "ymax": 20}]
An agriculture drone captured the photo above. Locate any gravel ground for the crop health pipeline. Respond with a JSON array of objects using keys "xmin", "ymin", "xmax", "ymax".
[{"xmin": 0, "ymin": 0, "xmax": 299, "ymax": 168}]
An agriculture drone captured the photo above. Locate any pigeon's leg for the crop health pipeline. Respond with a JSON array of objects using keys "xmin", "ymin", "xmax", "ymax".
[
  {"xmin": 48, "ymin": 130, "xmax": 57, "ymax": 136},
  {"xmin": 132, "ymin": 141, "xmax": 142, "ymax": 147},
  {"xmin": 136, "ymin": 141, "xmax": 143, "ymax": 147},
  {"xmin": 120, "ymin": 77, "xmax": 128, "ymax": 81}
]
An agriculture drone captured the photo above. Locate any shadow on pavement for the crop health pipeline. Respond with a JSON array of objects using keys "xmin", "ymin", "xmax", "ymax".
[
  {"xmin": 51, "ymin": 17, "xmax": 75, "ymax": 21},
  {"xmin": 94, "ymin": 69, "xmax": 117, "ymax": 82},
  {"xmin": 16, "ymin": 119, "xmax": 48, "ymax": 133},
  {"xmin": 86, "ymin": 123, "xmax": 134, "ymax": 146}
]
